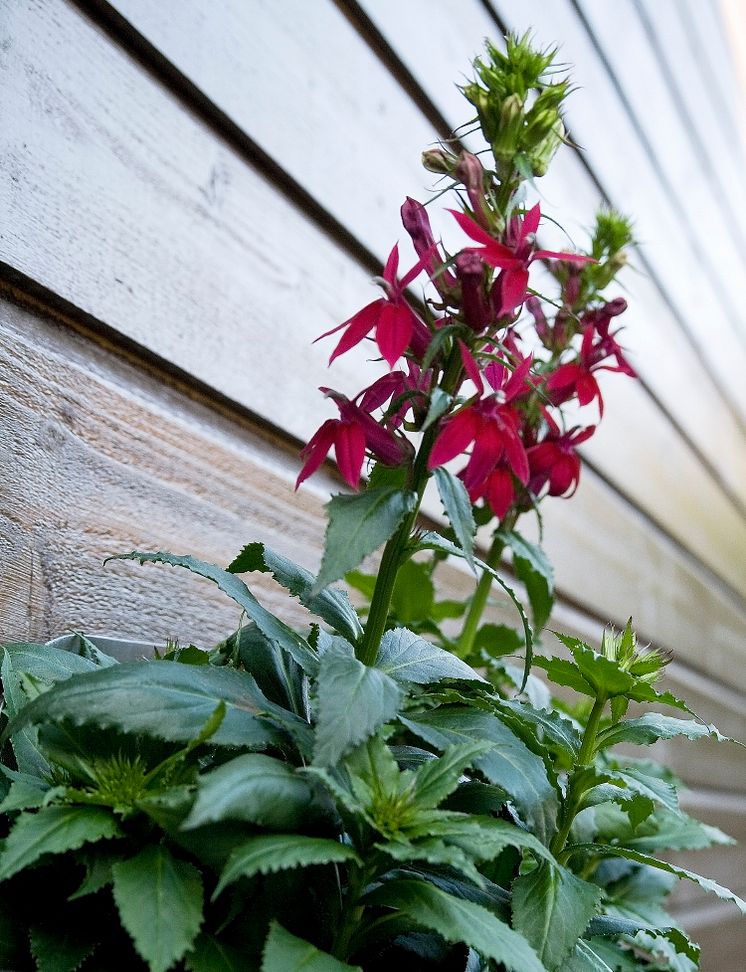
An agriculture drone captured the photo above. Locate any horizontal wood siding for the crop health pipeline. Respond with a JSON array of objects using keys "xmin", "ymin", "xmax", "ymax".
[{"xmin": 2, "ymin": 0, "xmax": 745, "ymax": 964}]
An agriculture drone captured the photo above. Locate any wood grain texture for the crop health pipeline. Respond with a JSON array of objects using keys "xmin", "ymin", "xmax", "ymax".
[{"xmin": 4, "ymin": 1, "xmax": 746, "ymax": 615}]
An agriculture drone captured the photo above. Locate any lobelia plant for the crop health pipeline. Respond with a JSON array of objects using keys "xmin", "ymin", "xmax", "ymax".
[{"xmin": 1, "ymin": 33, "xmax": 744, "ymax": 972}]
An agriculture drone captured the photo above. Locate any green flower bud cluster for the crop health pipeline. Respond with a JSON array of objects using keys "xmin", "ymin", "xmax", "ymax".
[
  {"xmin": 461, "ymin": 33, "xmax": 571, "ymax": 179},
  {"xmin": 601, "ymin": 619, "xmax": 670, "ymax": 685},
  {"xmin": 585, "ymin": 209, "xmax": 636, "ymax": 292}
]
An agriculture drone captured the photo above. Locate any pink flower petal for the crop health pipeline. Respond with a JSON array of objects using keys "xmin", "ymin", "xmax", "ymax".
[
  {"xmin": 334, "ymin": 421, "xmax": 367, "ymax": 489},
  {"xmin": 326, "ymin": 300, "xmax": 382, "ymax": 364},
  {"xmin": 428, "ymin": 408, "xmax": 479, "ymax": 469},
  {"xmin": 376, "ymin": 302, "xmax": 414, "ymax": 368},
  {"xmin": 463, "ymin": 422, "xmax": 504, "ymax": 491},
  {"xmin": 458, "ymin": 339, "xmax": 484, "ymax": 396},
  {"xmin": 534, "ymin": 249, "xmax": 595, "ymax": 264},
  {"xmin": 382, "ymin": 244, "xmax": 400, "ymax": 288},
  {"xmin": 296, "ymin": 419, "xmax": 338, "ymax": 489},
  {"xmin": 485, "ymin": 467, "xmax": 516, "ymax": 519},
  {"xmin": 499, "ymin": 267, "xmax": 530, "ymax": 315},
  {"xmin": 521, "ymin": 204, "xmax": 541, "ymax": 241}
]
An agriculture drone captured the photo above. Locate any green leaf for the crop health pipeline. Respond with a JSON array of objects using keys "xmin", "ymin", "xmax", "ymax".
[
  {"xmin": 401, "ymin": 709, "xmax": 558, "ymax": 844},
  {"xmin": 313, "ymin": 640, "xmax": 402, "ymax": 766},
  {"xmin": 413, "ymin": 742, "xmax": 494, "ymax": 809},
  {"xmin": 112, "ymin": 845, "xmax": 203, "ymax": 972},
  {"xmin": 532, "ymin": 657, "xmax": 594, "ymax": 697},
  {"xmin": 1, "ymin": 653, "xmax": 52, "ymax": 779},
  {"xmin": 404, "ymin": 815, "xmax": 556, "ymax": 867},
  {"xmin": 610, "ymin": 765, "xmax": 679, "ymax": 813},
  {"xmin": 364, "ymin": 878, "xmax": 545, "ymax": 972},
  {"xmin": 497, "ymin": 700, "xmax": 582, "ymax": 759},
  {"xmin": 3, "ymin": 641, "xmax": 100, "ymax": 681},
  {"xmin": 262, "ymin": 921, "xmax": 361, "ymax": 972},
  {"xmin": 0, "ymin": 806, "xmax": 120, "ymax": 880},
  {"xmin": 417, "ymin": 532, "xmax": 534, "ymax": 690},
  {"xmin": 564, "ymin": 939, "xmax": 614, "ymax": 972},
  {"xmin": 228, "ymin": 542, "xmax": 362, "ymax": 643},
  {"xmin": 106, "ymin": 551, "xmax": 318, "ymax": 675},
  {"xmin": 421, "ymin": 387, "xmax": 452, "ymax": 431},
  {"xmin": 375, "ymin": 628, "xmax": 483, "ymax": 684},
  {"xmin": 390, "ymin": 559, "xmax": 435, "ymax": 624},
  {"xmin": 183, "ymin": 753, "xmax": 314, "ymax": 830},
  {"xmin": 570, "ymin": 843, "xmax": 746, "ymax": 913},
  {"xmin": 344, "ymin": 570, "xmax": 377, "ymax": 600},
  {"xmin": 68, "ymin": 848, "xmax": 122, "ymax": 900},
  {"xmin": 314, "ymin": 488, "xmax": 417, "ymax": 592},
  {"xmin": 215, "ymin": 835, "xmax": 360, "ymax": 898},
  {"xmin": 184, "ymin": 933, "xmax": 246, "ymax": 972},
  {"xmin": 553, "ymin": 636, "xmax": 635, "ymax": 698},
  {"xmin": 0, "ymin": 777, "xmax": 55, "ymax": 813},
  {"xmin": 376, "ymin": 836, "xmax": 486, "ymax": 887},
  {"xmin": 499, "ymin": 530, "xmax": 554, "ymax": 629},
  {"xmin": 512, "ymin": 863, "xmax": 601, "ymax": 971},
  {"xmin": 597, "ymin": 713, "xmax": 732, "ymax": 750},
  {"xmin": 433, "ymin": 467, "xmax": 476, "ymax": 570},
  {"xmin": 29, "ymin": 924, "xmax": 97, "ymax": 972},
  {"xmin": 3, "ymin": 662, "xmax": 290, "ymax": 750},
  {"xmin": 623, "ymin": 808, "xmax": 734, "ymax": 852},
  {"xmin": 474, "ymin": 624, "xmax": 524, "ymax": 661}
]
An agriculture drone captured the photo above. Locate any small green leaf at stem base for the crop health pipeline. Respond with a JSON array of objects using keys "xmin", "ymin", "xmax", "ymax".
[{"xmin": 314, "ymin": 488, "xmax": 418, "ymax": 593}]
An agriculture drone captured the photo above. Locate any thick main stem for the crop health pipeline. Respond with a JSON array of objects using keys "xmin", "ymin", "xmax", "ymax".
[
  {"xmin": 356, "ymin": 429, "xmax": 435, "ymax": 667},
  {"xmin": 356, "ymin": 354, "xmax": 463, "ymax": 667}
]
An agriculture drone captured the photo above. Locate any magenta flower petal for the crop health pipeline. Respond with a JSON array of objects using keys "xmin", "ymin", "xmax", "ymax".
[
  {"xmin": 296, "ymin": 419, "xmax": 339, "ymax": 489},
  {"xmin": 502, "ymin": 429, "xmax": 530, "ymax": 485},
  {"xmin": 534, "ymin": 249, "xmax": 595, "ymax": 264},
  {"xmin": 458, "ymin": 339, "xmax": 484, "ymax": 396},
  {"xmin": 499, "ymin": 267, "xmax": 530, "ymax": 315},
  {"xmin": 521, "ymin": 204, "xmax": 541, "ymax": 241},
  {"xmin": 376, "ymin": 302, "xmax": 414, "ymax": 368},
  {"xmin": 334, "ymin": 421, "xmax": 367, "ymax": 489},
  {"xmin": 382, "ymin": 244, "xmax": 400, "ymax": 289},
  {"xmin": 485, "ymin": 467, "xmax": 516, "ymax": 519},
  {"xmin": 428, "ymin": 408, "xmax": 479, "ymax": 469},
  {"xmin": 449, "ymin": 209, "xmax": 519, "ymax": 268},
  {"xmin": 326, "ymin": 300, "xmax": 382, "ymax": 364},
  {"xmin": 463, "ymin": 422, "xmax": 504, "ymax": 491}
]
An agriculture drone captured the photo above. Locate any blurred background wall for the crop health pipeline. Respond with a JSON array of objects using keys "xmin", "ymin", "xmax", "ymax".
[{"xmin": 1, "ymin": 1, "xmax": 745, "ymax": 966}]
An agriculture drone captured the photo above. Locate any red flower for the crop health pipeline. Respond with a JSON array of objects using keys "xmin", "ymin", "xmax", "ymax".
[
  {"xmin": 545, "ymin": 300, "xmax": 636, "ymax": 416},
  {"xmin": 296, "ymin": 388, "xmax": 412, "ymax": 490},
  {"xmin": 318, "ymin": 243, "xmax": 432, "ymax": 369},
  {"xmin": 527, "ymin": 416, "xmax": 596, "ymax": 498},
  {"xmin": 428, "ymin": 343, "xmax": 532, "ymax": 496},
  {"xmin": 470, "ymin": 462, "xmax": 517, "ymax": 520},
  {"xmin": 450, "ymin": 204, "xmax": 594, "ymax": 317}
]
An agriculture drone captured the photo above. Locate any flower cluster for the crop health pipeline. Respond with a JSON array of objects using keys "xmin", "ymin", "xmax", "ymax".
[{"xmin": 297, "ymin": 35, "xmax": 636, "ymax": 533}]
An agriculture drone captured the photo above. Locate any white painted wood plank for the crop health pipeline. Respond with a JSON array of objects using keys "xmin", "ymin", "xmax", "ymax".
[
  {"xmin": 575, "ymin": 0, "xmax": 746, "ymax": 313},
  {"xmin": 99, "ymin": 0, "xmax": 746, "ymax": 596},
  {"xmin": 0, "ymin": 0, "xmax": 390, "ymax": 450},
  {"xmin": 637, "ymin": 0, "xmax": 746, "ymax": 199}
]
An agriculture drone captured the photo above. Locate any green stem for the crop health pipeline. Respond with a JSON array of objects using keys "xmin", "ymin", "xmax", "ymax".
[
  {"xmin": 357, "ymin": 430, "xmax": 434, "ymax": 666},
  {"xmin": 331, "ymin": 861, "xmax": 368, "ymax": 960},
  {"xmin": 357, "ymin": 352, "xmax": 464, "ymax": 667},
  {"xmin": 456, "ymin": 510, "xmax": 517, "ymax": 658},
  {"xmin": 550, "ymin": 692, "xmax": 607, "ymax": 857}
]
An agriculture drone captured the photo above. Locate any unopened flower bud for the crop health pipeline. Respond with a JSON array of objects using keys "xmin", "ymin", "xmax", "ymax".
[
  {"xmin": 400, "ymin": 196, "xmax": 457, "ymax": 296},
  {"xmin": 455, "ymin": 251, "xmax": 491, "ymax": 332},
  {"xmin": 526, "ymin": 118, "xmax": 564, "ymax": 177},
  {"xmin": 455, "ymin": 151, "xmax": 490, "ymax": 229},
  {"xmin": 422, "ymin": 147, "xmax": 459, "ymax": 175}
]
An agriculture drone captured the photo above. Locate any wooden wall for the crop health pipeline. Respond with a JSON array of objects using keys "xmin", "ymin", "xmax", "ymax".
[{"xmin": 1, "ymin": 1, "xmax": 745, "ymax": 966}]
